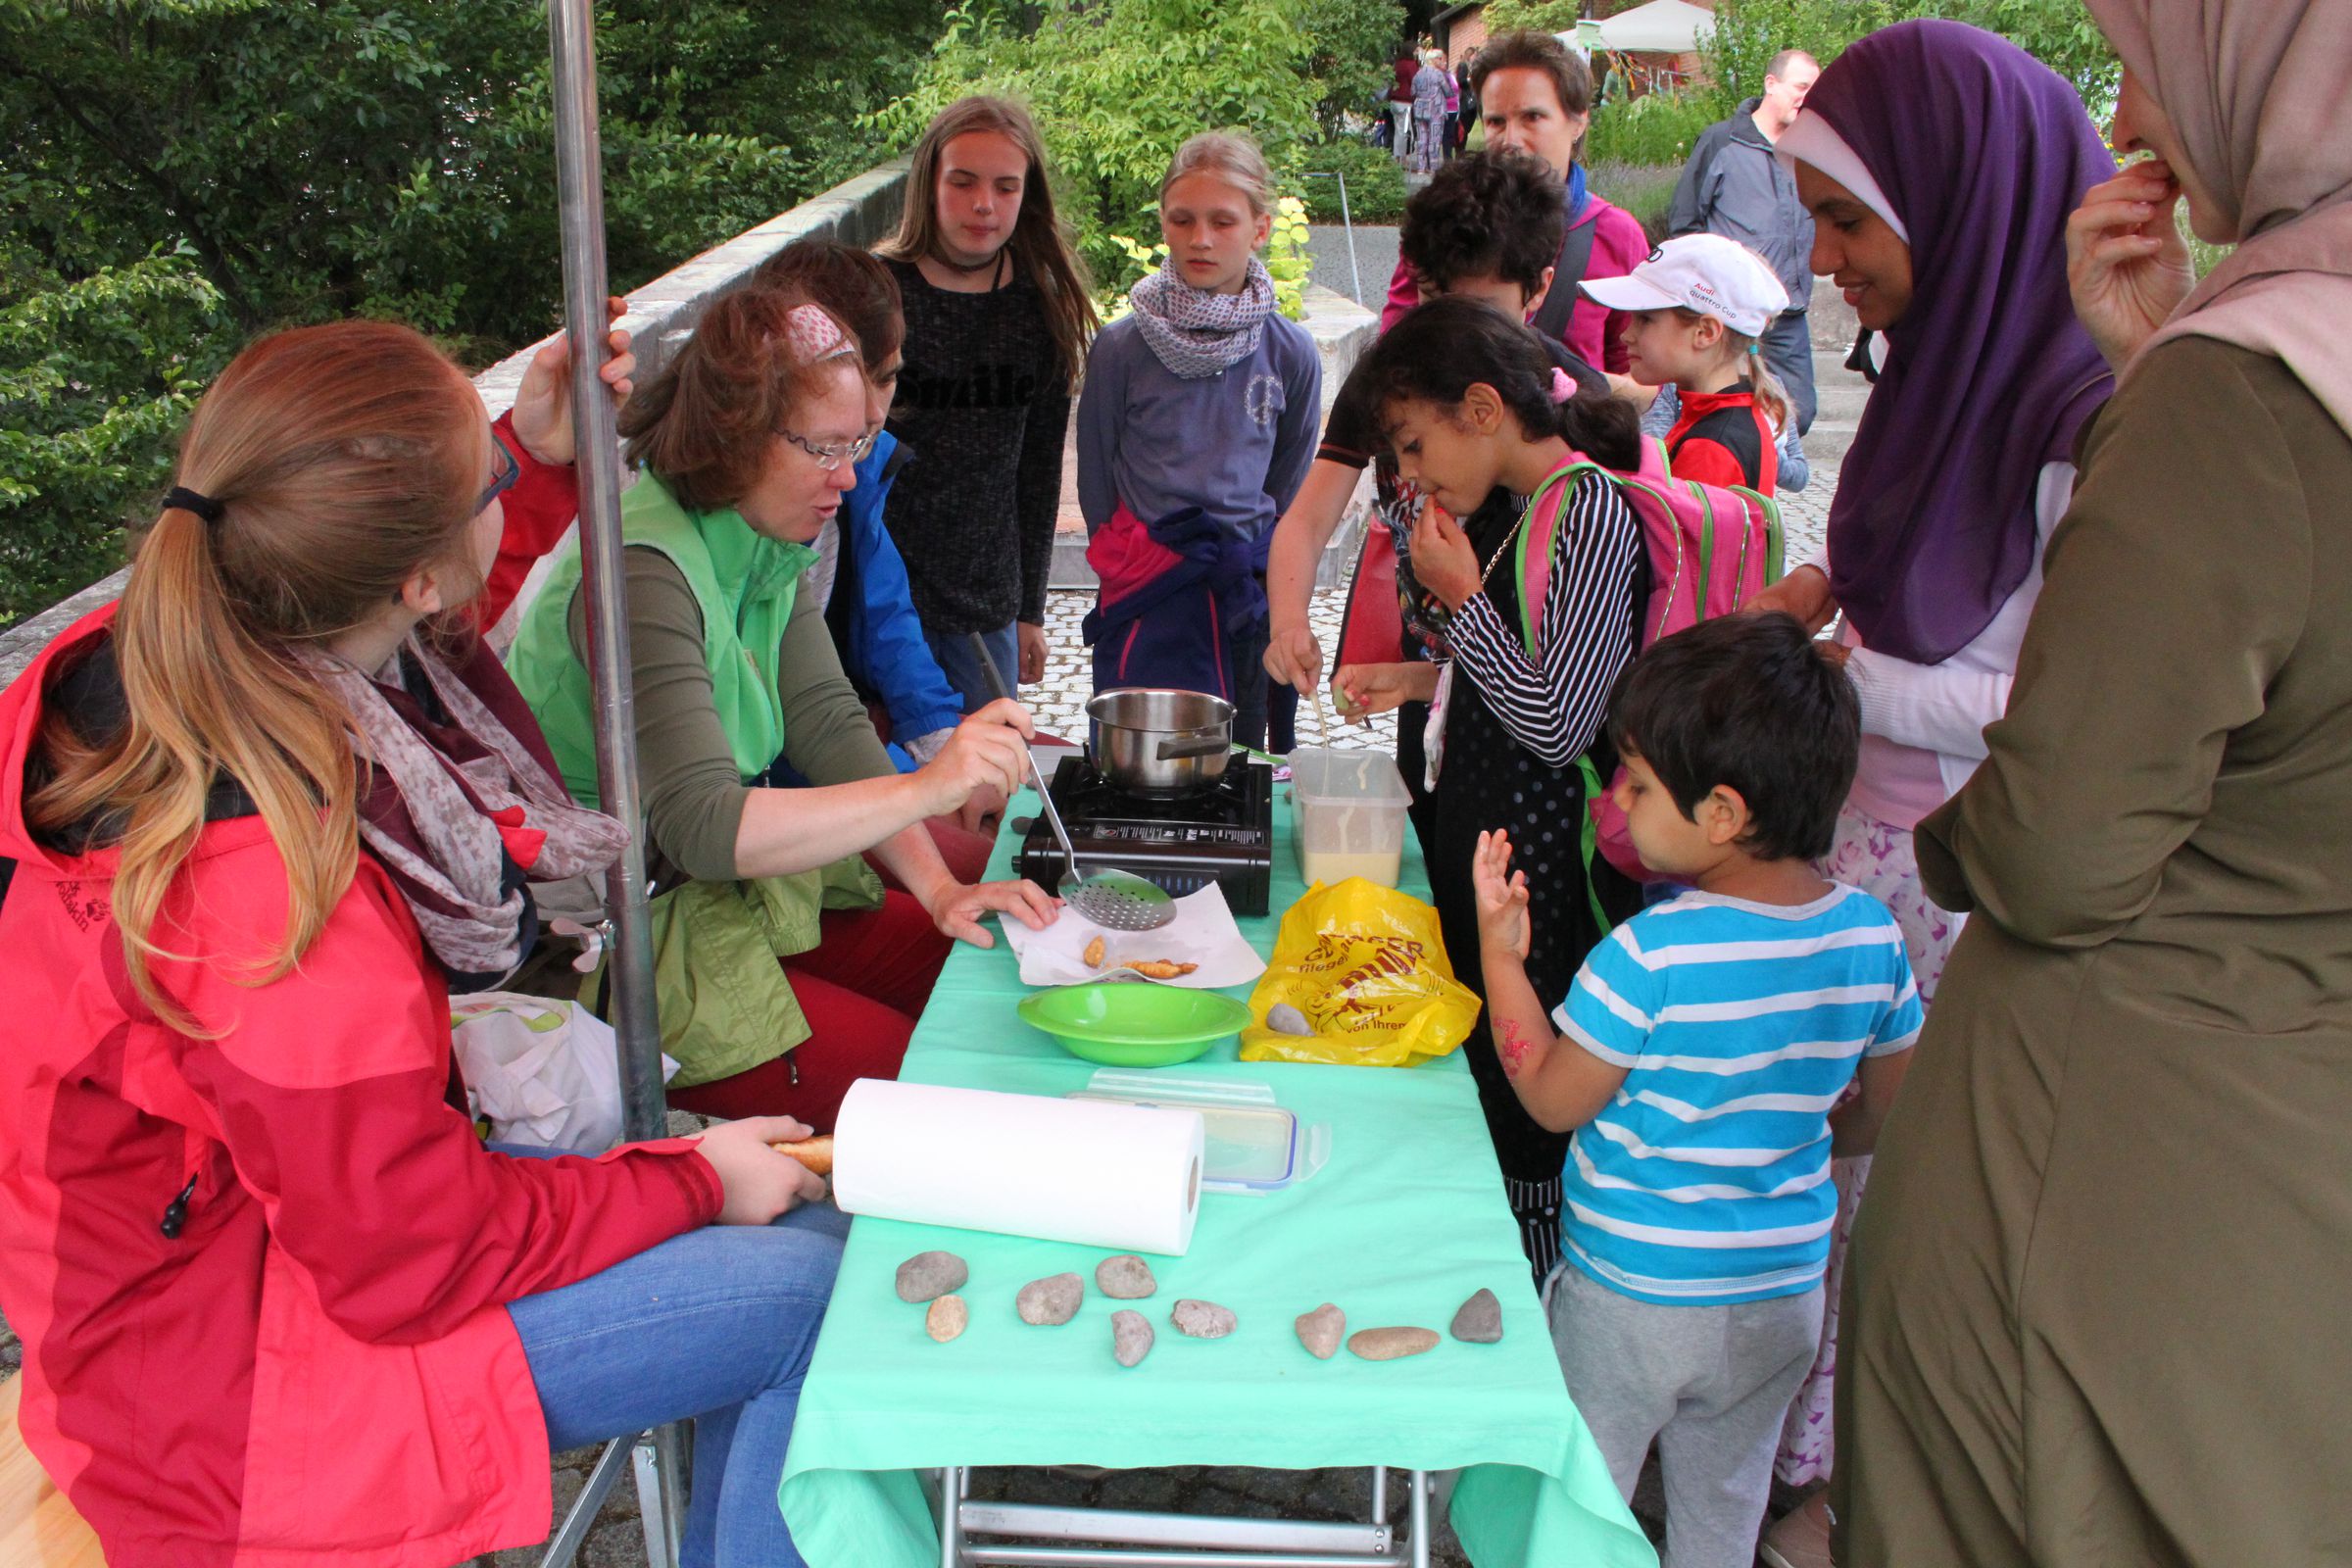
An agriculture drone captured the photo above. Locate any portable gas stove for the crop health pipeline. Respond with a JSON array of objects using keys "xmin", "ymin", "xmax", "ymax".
[{"xmin": 1016, "ymin": 756, "xmax": 1275, "ymax": 917}]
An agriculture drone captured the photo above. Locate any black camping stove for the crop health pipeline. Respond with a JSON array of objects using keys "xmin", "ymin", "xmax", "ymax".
[{"xmin": 1016, "ymin": 756, "xmax": 1274, "ymax": 916}]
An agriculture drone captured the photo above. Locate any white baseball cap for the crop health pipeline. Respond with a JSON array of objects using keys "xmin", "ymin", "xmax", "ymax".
[{"xmin": 1578, "ymin": 233, "xmax": 1792, "ymax": 339}]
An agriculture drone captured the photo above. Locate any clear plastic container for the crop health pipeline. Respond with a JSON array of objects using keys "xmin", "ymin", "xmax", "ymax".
[
  {"xmin": 1288, "ymin": 747, "xmax": 1413, "ymax": 889},
  {"xmin": 1068, "ymin": 1071, "xmax": 1331, "ymax": 1195}
]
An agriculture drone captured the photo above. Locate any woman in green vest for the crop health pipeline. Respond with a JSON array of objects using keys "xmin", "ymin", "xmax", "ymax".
[{"xmin": 511, "ymin": 283, "xmax": 1055, "ymax": 1130}]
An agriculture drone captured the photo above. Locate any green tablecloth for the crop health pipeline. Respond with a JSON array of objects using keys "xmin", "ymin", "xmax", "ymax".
[{"xmin": 777, "ymin": 778, "xmax": 1656, "ymax": 1568}]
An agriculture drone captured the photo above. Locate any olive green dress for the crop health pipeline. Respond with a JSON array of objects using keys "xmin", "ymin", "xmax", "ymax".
[{"xmin": 1833, "ymin": 338, "xmax": 2352, "ymax": 1567}]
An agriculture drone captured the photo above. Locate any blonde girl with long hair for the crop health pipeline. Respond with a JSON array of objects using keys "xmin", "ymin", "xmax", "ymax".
[
  {"xmin": 1073, "ymin": 129, "xmax": 1320, "ymax": 749},
  {"xmin": 874, "ymin": 95, "xmax": 1098, "ymax": 708},
  {"xmin": 0, "ymin": 318, "xmax": 843, "ymax": 1568}
]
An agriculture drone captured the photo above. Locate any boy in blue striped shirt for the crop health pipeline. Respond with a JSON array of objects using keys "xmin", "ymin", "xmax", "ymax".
[{"xmin": 1473, "ymin": 612, "xmax": 1919, "ymax": 1568}]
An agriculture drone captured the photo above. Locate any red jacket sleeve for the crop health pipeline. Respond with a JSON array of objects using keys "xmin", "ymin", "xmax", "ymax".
[
  {"xmin": 1380, "ymin": 254, "xmax": 1419, "ymax": 335},
  {"xmin": 164, "ymin": 846, "xmax": 721, "ymax": 1346},
  {"xmin": 1668, "ymin": 436, "xmax": 1750, "ymax": 492},
  {"xmin": 477, "ymin": 411, "xmax": 580, "ymax": 629}
]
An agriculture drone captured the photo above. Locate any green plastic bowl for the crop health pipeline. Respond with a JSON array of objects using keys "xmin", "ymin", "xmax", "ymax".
[{"xmin": 1015, "ymin": 983, "xmax": 1253, "ymax": 1068}]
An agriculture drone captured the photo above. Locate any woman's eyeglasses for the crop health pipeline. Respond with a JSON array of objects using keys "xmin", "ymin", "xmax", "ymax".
[
  {"xmin": 476, "ymin": 431, "xmax": 521, "ymax": 514},
  {"xmin": 778, "ymin": 427, "xmax": 876, "ymax": 471}
]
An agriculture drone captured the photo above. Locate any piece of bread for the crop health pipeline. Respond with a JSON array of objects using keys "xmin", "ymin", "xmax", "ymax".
[{"xmin": 770, "ymin": 1135, "xmax": 835, "ymax": 1176}]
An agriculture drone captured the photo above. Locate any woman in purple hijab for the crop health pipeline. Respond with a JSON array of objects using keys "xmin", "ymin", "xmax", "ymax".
[{"xmin": 1743, "ymin": 23, "xmax": 2116, "ymax": 1566}]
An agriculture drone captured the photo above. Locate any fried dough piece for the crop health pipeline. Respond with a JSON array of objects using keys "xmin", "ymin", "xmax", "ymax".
[
  {"xmin": 1083, "ymin": 936, "xmax": 1107, "ymax": 969},
  {"xmin": 1129, "ymin": 959, "xmax": 1199, "ymax": 980}
]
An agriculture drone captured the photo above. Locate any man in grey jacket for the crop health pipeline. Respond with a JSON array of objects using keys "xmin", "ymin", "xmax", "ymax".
[{"xmin": 1668, "ymin": 50, "xmax": 1821, "ymax": 436}]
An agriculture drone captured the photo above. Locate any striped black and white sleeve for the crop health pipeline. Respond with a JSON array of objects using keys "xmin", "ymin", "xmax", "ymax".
[{"xmin": 1442, "ymin": 471, "xmax": 1642, "ymax": 768}]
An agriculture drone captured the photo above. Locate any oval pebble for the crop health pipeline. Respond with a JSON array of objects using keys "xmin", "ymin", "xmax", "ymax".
[
  {"xmin": 1171, "ymin": 1298, "xmax": 1238, "ymax": 1339},
  {"xmin": 1016, "ymin": 1272, "xmax": 1084, "ymax": 1326},
  {"xmin": 896, "ymin": 1250, "xmax": 968, "ymax": 1303},
  {"xmin": 1266, "ymin": 1003, "xmax": 1314, "ymax": 1036},
  {"xmin": 1348, "ymin": 1325, "xmax": 1440, "ymax": 1361},
  {"xmin": 1095, "ymin": 1253, "xmax": 1158, "ymax": 1299},
  {"xmin": 925, "ymin": 1294, "xmax": 968, "ymax": 1343},
  {"xmin": 1112, "ymin": 1308, "xmax": 1154, "ymax": 1367}
]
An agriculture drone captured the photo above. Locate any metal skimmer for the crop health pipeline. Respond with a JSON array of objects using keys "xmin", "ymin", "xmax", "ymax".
[{"xmin": 967, "ymin": 636, "xmax": 1177, "ymax": 932}]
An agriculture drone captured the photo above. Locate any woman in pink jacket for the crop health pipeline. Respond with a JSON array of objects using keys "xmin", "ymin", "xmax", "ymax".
[{"xmin": 0, "ymin": 318, "xmax": 840, "ymax": 1567}]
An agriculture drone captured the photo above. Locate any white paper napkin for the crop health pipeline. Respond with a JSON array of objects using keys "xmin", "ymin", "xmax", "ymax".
[{"xmin": 1001, "ymin": 882, "xmax": 1267, "ymax": 990}]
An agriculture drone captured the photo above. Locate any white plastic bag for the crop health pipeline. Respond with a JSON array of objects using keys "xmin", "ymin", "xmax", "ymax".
[{"xmin": 450, "ymin": 993, "xmax": 676, "ymax": 1153}]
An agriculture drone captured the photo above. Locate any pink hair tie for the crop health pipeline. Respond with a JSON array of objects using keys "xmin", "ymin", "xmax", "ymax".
[
  {"xmin": 785, "ymin": 303, "xmax": 856, "ymax": 365},
  {"xmin": 1547, "ymin": 367, "xmax": 1576, "ymax": 405}
]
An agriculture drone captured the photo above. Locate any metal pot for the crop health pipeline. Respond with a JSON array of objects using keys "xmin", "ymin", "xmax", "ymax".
[{"xmin": 1086, "ymin": 688, "xmax": 1235, "ymax": 799}]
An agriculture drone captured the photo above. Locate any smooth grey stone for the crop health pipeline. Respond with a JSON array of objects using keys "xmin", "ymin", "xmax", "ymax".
[
  {"xmin": 1172, "ymin": 1298, "xmax": 1238, "ymax": 1339},
  {"xmin": 925, "ymin": 1294, "xmax": 968, "ymax": 1343},
  {"xmin": 1450, "ymin": 1288, "xmax": 1502, "ymax": 1344},
  {"xmin": 896, "ymin": 1250, "xmax": 968, "ymax": 1303},
  {"xmin": 1096, "ymin": 1253, "xmax": 1158, "ymax": 1299},
  {"xmin": 1016, "ymin": 1271, "xmax": 1085, "ymax": 1326},
  {"xmin": 1348, "ymin": 1325, "xmax": 1440, "ymax": 1361},
  {"xmin": 1296, "ymin": 1302, "xmax": 1346, "ymax": 1359},
  {"xmin": 1266, "ymin": 1003, "xmax": 1314, "ymax": 1036},
  {"xmin": 1112, "ymin": 1308, "xmax": 1154, "ymax": 1367}
]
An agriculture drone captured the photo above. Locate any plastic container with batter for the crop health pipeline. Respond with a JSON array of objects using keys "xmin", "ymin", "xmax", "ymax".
[{"xmin": 1287, "ymin": 747, "xmax": 1412, "ymax": 889}]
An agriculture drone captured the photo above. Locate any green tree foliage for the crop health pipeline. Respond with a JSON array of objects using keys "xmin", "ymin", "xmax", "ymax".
[
  {"xmin": 0, "ymin": 0, "xmax": 947, "ymax": 622},
  {"xmin": 0, "ymin": 252, "xmax": 234, "ymax": 620},
  {"xmin": 1300, "ymin": 0, "xmax": 1411, "ymax": 137},
  {"xmin": 1480, "ymin": 0, "xmax": 1583, "ymax": 38},
  {"xmin": 1704, "ymin": 0, "xmax": 2118, "ymax": 116},
  {"xmin": 879, "ymin": 0, "xmax": 1398, "ymax": 293}
]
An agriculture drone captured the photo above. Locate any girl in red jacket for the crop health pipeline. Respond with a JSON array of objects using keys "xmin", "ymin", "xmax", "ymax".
[
  {"xmin": 1583, "ymin": 232, "xmax": 1796, "ymax": 493},
  {"xmin": 0, "ymin": 319, "xmax": 841, "ymax": 1568}
]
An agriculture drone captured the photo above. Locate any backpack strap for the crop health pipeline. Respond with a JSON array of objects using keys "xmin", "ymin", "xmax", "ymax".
[
  {"xmin": 1531, "ymin": 214, "xmax": 1603, "ymax": 343},
  {"xmin": 1727, "ymin": 485, "xmax": 1787, "ymax": 592},
  {"xmin": 1573, "ymin": 757, "xmax": 1614, "ymax": 937},
  {"xmin": 1511, "ymin": 462, "xmax": 1606, "ymax": 658}
]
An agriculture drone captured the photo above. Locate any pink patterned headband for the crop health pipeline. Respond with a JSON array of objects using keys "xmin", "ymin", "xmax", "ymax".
[{"xmin": 786, "ymin": 303, "xmax": 857, "ymax": 366}]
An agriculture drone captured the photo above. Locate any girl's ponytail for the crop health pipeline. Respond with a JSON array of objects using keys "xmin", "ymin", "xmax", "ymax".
[
  {"xmin": 1740, "ymin": 334, "xmax": 1796, "ymax": 440},
  {"xmin": 27, "ymin": 319, "xmax": 485, "ymax": 1032}
]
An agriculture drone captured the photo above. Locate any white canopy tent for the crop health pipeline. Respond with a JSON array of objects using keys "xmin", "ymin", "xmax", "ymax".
[{"xmin": 1563, "ymin": 0, "xmax": 1717, "ymax": 56}]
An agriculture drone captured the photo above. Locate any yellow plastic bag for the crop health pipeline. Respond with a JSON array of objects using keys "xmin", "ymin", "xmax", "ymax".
[{"xmin": 1240, "ymin": 877, "xmax": 1482, "ymax": 1066}]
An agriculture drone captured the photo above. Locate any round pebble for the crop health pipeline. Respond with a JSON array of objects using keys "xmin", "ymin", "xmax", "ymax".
[
  {"xmin": 925, "ymin": 1294, "xmax": 968, "ymax": 1343},
  {"xmin": 1450, "ymin": 1288, "xmax": 1502, "ymax": 1344},
  {"xmin": 1112, "ymin": 1308, "xmax": 1154, "ymax": 1367},
  {"xmin": 1348, "ymin": 1325, "xmax": 1440, "ymax": 1361},
  {"xmin": 1016, "ymin": 1271, "xmax": 1084, "ymax": 1326},
  {"xmin": 895, "ymin": 1250, "xmax": 968, "ymax": 1303},
  {"xmin": 1295, "ymin": 1302, "xmax": 1346, "ymax": 1359},
  {"xmin": 1266, "ymin": 1003, "xmax": 1314, "ymax": 1037},
  {"xmin": 1095, "ymin": 1254, "xmax": 1157, "ymax": 1299},
  {"xmin": 1171, "ymin": 1298, "xmax": 1238, "ymax": 1339}
]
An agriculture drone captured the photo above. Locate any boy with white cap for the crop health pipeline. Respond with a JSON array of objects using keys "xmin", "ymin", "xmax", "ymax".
[{"xmin": 1582, "ymin": 233, "xmax": 1794, "ymax": 492}]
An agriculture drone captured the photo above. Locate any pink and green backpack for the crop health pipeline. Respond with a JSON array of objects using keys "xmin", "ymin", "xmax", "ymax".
[{"xmin": 1514, "ymin": 434, "xmax": 1784, "ymax": 925}]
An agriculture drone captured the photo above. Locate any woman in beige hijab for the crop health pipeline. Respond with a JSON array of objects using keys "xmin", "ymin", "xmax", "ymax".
[{"xmin": 1834, "ymin": 4, "xmax": 2352, "ymax": 1564}]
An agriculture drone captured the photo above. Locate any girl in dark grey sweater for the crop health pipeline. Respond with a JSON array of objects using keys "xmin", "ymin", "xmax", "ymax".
[{"xmin": 874, "ymin": 96, "xmax": 1098, "ymax": 710}]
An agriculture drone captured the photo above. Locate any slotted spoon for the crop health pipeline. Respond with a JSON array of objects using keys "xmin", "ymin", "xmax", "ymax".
[{"xmin": 967, "ymin": 635, "xmax": 1176, "ymax": 932}]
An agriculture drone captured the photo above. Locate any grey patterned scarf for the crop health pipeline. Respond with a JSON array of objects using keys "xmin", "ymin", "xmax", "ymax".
[
  {"xmin": 1127, "ymin": 256, "xmax": 1280, "ymax": 379},
  {"xmin": 303, "ymin": 636, "xmax": 629, "ymax": 983}
]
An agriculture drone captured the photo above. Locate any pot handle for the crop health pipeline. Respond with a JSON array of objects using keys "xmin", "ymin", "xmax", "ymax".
[{"xmin": 1154, "ymin": 736, "xmax": 1235, "ymax": 761}]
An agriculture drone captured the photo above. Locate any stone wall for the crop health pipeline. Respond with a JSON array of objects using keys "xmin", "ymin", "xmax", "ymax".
[{"xmin": 0, "ymin": 159, "xmax": 910, "ymax": 686}]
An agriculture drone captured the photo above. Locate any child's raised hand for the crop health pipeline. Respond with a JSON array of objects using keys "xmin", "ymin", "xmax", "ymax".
[{"xmin": 1470, "ymin": 829, "xmax": 1531, "ymax": 959}]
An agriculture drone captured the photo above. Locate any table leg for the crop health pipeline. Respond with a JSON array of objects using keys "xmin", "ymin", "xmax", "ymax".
[
  {"xmin": 1368, "ymin": 1467, "xmax": 1386, "ymax": 1528},
  {"xmin": 1407, "ymin": 1471, "xmax": 1430, "ymax": 1568},
  {"xmin": 941, "ymin": 1465, "xmax": 967, "ymax": 1568}
]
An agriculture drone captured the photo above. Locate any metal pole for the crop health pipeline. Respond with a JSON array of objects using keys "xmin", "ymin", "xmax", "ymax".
[
  {"xmin": 545, "ymin": 6, "xmax": 687, "ymax": 1565},
  {"xmin": 1335, "ymin": 173, "xmax": 1361, "ymax": 307}
]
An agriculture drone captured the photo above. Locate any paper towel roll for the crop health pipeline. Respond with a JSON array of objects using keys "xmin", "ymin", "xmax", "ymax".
[{"xmin": 832, "ymin": 1078, "xmax": 1205, "ymax": 1255}]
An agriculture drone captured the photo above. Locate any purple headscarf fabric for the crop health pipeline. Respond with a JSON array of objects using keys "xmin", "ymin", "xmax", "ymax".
[{"xmin": 1801, "ymin": 21, "xmax": 2116, "ymax": 664}]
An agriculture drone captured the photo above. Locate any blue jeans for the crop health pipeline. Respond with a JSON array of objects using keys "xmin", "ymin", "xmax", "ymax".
[
  {"xmin": 507, "ymin": 1201, "xmax": 851, "ymax": 1567},
  {"xmin": 925, "ymin": 620, "xmax": 1021, "ymax": 714}
]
